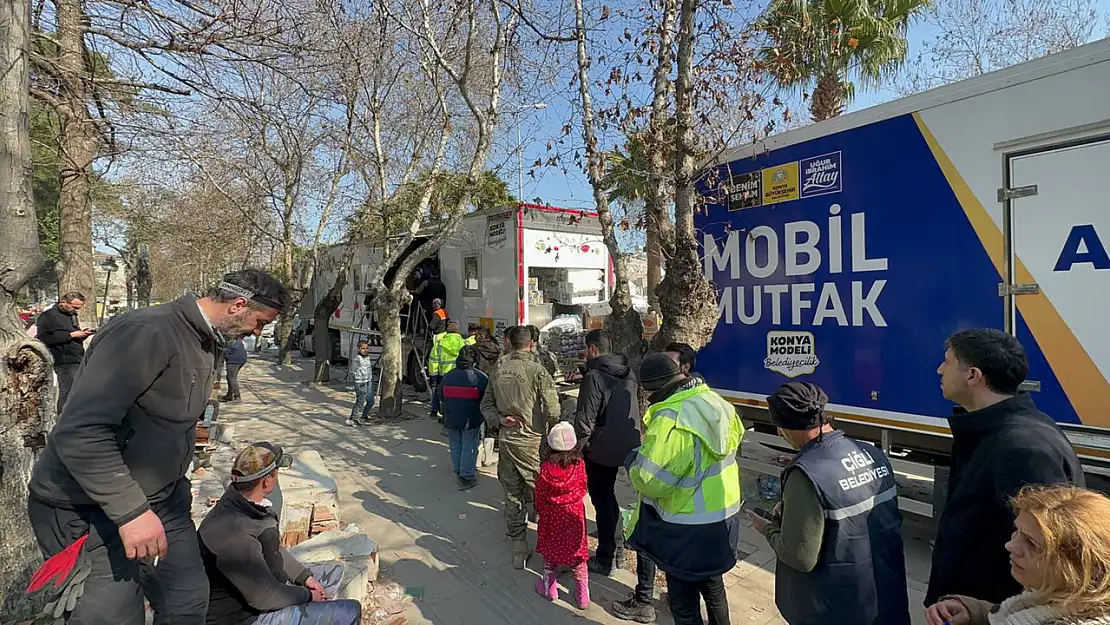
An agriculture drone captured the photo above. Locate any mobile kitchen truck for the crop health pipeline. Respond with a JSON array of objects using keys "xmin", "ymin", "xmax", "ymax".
[
  {"xmin": 304, "ymin": 203, "xmax": 611, "ymax": 381},
  {"xmin": 697, "ymin": 39, "xmax": 1110, "ymax": 501}
]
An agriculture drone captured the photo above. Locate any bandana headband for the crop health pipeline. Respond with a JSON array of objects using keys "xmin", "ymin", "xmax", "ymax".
[{"xmin": 219, "ymin": 282, "xmax": 283, "ymax": 312}]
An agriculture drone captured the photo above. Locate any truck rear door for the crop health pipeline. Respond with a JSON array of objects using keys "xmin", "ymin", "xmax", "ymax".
[{"xmin": 1005, "ymin": 136, "xmax": 1110, "ymax": 429}]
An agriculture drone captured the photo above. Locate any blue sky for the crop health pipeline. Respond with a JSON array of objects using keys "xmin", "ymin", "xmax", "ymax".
[{"xmin": 509, "ymin": 5, "xmax": 1110, "ymax": 212}]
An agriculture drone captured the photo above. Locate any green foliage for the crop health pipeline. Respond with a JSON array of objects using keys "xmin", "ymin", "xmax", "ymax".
[
  {"xmin": 602, "ymin": 133, "xmax": 651, "ymax": 208},
  {"xmin": 351, "ymin": 170, "xmax": 516, "ymax": 240},
  {"xmin": 756, "ymin": 0, "xmax": 930, "ymax": 120}
]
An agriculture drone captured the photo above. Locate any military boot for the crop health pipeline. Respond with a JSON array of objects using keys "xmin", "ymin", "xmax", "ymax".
[{"xmin": 511, "ymin": 538, "xmax": 532, "ymax": 570}]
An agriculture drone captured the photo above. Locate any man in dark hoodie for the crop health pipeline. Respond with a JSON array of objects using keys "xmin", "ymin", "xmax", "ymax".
[
  {"xmin": 573, "ymin": 330, "xmax": 640, "ymax": 577},
  {"xmin": 925, "ymin": 328, "xmax": 1083, "ymax": 606},
  {"xmin": 27, "ymin": 268, "xmax": 289, "ymax": 625},
  {"xmin": 199, "ymin": 443, "xmax": 360, "ymax": 625}
]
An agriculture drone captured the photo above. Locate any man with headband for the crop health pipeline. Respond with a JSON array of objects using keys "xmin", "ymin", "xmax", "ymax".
[
  {"xmin": 748, "ymin": 381, "xmax": 910, "ymax": 625},
  {"xmin": 27, "ymin": 268, "xmax": 289, "ymax": 625},
  {"xmin": 198, "ymin": 443, "xmax": 361, "ymax": 625}
]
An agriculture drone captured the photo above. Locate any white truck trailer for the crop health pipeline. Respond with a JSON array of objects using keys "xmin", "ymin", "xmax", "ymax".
[
  {"xmin": 696, "ymin": 40, "xmax": 1110, "ymax": 505},
  {"xmin": 303, "ymin": 203, "xmax": 611, "ymax": 381}
]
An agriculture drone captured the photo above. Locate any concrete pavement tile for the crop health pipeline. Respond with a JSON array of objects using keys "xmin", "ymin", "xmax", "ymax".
[
  {"xmin": 727, "ymin": 583, "xmax": 780, "ymax": 622},
  {"xmin": 385, "ymin": 551, "xmax": 470, "ymax": 605},
  {"xmin": 422, "ymin": 589, "xmax": 513, "ymax": 625}
]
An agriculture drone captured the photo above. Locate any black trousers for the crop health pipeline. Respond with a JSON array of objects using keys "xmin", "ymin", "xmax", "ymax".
[
  {"xmin": 585, "ymin": 460, "xmax": 621, "ymax": 567},
  {"xmin": 634, "ymin": 550, "xmax": 658, "ymax": 603},
  {"xmin": 225, "ymin": 363, "xmax": 244, "ymax": 399},
  {"xmin": 28, "ymin": 479, "xmax": 209, "ymax": 625},
  {"xmin": 56, "ymin": 363, "xmax": 81, "ymax": 413},
  {"xmin": 666, "ymin": 573, "xmax": 730, "ymax": 625}
]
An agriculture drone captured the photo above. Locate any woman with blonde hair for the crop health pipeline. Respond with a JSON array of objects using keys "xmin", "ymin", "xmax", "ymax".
[{"xmin": 925, "ymin": 484, "xmax": 1110, "ymax": 625}]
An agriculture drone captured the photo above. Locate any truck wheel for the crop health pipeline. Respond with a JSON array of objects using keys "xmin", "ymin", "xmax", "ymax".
[{"xmin": 409, "ymin": 352, "xmax": 427, "ymax": 393}]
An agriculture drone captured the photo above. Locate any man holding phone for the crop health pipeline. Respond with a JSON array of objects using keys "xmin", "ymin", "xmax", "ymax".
[
  {"xmin": 27, "ymin": 269, "xmax": 289, "ymax": 625},
  {"xmin": 748, "ymin": 382, "xmax": 910, "ymax": 625},
  {"xmin": 36, "ymin": 291, "xmax": 92, "ymax": 411}
]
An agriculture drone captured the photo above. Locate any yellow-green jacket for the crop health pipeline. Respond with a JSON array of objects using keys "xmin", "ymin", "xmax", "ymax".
[
  {"xmin": 626, "ymin": 379, "xmax": 744, "ymax": 579},
  {"xmin": 429, "ymin": 332, "xmax": 466, "ymax": 376}
]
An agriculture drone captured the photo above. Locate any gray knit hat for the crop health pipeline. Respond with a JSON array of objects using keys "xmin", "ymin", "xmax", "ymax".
[{"xmin": 639, "ymin": 353, "xmax": 683, "ymax": 391}]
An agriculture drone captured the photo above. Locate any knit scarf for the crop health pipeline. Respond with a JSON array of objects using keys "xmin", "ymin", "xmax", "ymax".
[{"xmin": 989, "ymin": 592, "xmax": 1110, "ymax": 625}]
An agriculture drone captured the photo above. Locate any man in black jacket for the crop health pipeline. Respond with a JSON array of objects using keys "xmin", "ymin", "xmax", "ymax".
[
  {"xmin": 925, "ymin": 328, "xmax": 1083, "ymax": 606},
  {"xmin": 199, "ymin": 443, "xmax": 361, "ymax": 625},
  {"xmin": 27, "ymin": 268, "xmax": 289, "ymax": 625},
  {"xmin": 36, "ymin": 291, "xmax": 92, "ymax": 411},
  {"xmin": 573, "ymin": 330, "xmax": 641, "ymax": 577}
]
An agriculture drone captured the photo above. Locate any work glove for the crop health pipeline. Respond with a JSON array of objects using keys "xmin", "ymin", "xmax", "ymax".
[
  {"xmin": 42, "ymin": 557, "xmax": 91, "ymax": 620},
  {"xmin": 26, "ymin": 533, "xmax": 93, "ymax": 622}
]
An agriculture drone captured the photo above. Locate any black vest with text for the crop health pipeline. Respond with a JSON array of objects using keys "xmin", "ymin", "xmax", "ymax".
[{"xmin": 775, "ymin": 430, "xmax": 911, "ymax": 625}]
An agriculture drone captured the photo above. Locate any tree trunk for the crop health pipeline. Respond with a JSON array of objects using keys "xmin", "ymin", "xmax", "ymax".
[
  {"xmin": 644, "ymin": 0, "xmax": 677, "ymax": 313},
  {"xmin": 135, "ymin": 249, "xmax": 151, "ymax": 307},
  {"xmin": 810, "ymin": 70, "xmax": 846, "ymax": 122},
  {"xmin": 375, "ymin": 288, "xmax": 406, "ymax": 418},
  {"xmin": 55, "ymin": 0, "xmax": 98, "ymax": 328},
  {"xmin": 311, "ymin": 253, "xmax": 349, "ymax": 385},
  {"xmin": 1, "ymin": 0, "xmax": 56, "ymax": 613},
  {"xmin": 646, "ymin": 225, "xmax": 663, "ymax": 307},
  {"xmin": 655, "ymin": 0, "xmax": 719, "ymax": 351},
  {"xmin": 573, "ymin": 0, "xmax": 643, "ymax": 364}
]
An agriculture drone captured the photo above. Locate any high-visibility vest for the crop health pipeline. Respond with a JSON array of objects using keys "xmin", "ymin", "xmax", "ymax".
[
  {"xmin": 465, "ymin": 336, "xmax": 477, "ymax": 346},
  {"xmin": 429, "ymin": 332, "xmax": 466, "ymax": 376},
  {"xmin": 626, "ymin": 383, "xmax": 744, "ymax": 534}
]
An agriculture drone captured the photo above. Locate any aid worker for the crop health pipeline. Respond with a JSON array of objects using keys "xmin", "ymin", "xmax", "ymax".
[{"xmin": 748, "ymin": 382, "xmax": 911, "ymax": 625}]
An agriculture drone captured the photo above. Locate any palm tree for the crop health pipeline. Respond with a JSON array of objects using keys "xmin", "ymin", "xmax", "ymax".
[
  {"xmin": 757, "ymin": 0, "xmax": 930, "ymax": 122},
  {"xmin": 601, "ymin": 131, "xmax": 652, "ymax": 216}
]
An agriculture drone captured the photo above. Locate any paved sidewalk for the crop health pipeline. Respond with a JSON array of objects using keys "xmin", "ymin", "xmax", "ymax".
[{"xmin": 217, "ymin": 355, "xmax": 932, "ymax": 625}]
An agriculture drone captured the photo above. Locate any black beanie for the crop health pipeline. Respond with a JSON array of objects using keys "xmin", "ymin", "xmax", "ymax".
[
  {"xmin": 639, "ymin": 353, "xmax": 682, "ymax": 391},
  {"xmin": 767, "ymin": 382, "xmax": 830, "ymax": 430}
]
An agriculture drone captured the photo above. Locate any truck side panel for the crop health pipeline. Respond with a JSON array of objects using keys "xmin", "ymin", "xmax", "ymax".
[
  {"xmin": 697, "ymin": 52, "xmax": 1110, "ymax": 435},
  {"xmin": 440, "ymin": 210, "xmax": 519, "ymax": 336}
]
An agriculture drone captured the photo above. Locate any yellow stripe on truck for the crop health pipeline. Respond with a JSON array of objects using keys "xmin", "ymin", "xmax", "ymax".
[{"xmin": 913, "ymin": 113, "xmax": 1110, "ymax": 429}]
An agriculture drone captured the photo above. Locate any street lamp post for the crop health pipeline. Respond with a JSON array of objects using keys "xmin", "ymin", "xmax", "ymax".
[
  {"xmin": 506, "ymin": 103, "xmax": 547, "ymax": 200},
  {"xmin": 99, "ymin": 256, "xmax": 118, "ymax": 325}
]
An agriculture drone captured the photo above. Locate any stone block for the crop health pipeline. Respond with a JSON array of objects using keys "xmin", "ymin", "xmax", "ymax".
[
  {"xmin": 279, "ymin": 451, "xmax": 340, "ymax": 537},
  {"xmin": 289, "ymin": 527, "xmax": 380, "ymax": 600}
]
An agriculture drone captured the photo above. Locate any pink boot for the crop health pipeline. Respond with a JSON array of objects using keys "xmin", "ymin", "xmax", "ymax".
[
  {"xmin": 535, "ymin": 566, "xmax": 558, "ymax": 602},
  {"xmin": 572, "ymin": 562, "xmax": 590, "ymax": 609}
]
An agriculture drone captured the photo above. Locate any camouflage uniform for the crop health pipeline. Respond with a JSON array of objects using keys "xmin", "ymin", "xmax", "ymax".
[{"xmin": 481, "ymin": 349, "xmax": 561, "ymax": 549}]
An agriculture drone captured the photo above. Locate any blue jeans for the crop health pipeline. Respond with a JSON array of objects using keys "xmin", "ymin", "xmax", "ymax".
[
  {"xmin": 351, "ymin": 381, "xmax": 374, "ymax": 420},
  {"xmin": 247, "ymin": 562, "xmax": 361, "ymax": 625},
  {"xmin": 447, "ymin": 426, "xmax": 481, "ymax": 480}
]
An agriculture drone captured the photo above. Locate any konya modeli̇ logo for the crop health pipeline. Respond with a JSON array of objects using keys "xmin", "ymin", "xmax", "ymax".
[{"xmin": 765, "ymin": 330, "xmax": 820, "ymax": 377}]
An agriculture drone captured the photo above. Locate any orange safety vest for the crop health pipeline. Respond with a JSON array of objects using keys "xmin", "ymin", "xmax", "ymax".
[{"xmin": 433, "ymin": 308, "xmax": 448, "ymax": 320}]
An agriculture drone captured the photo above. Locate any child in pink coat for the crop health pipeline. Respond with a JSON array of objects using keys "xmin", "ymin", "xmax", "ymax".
[{"xmin": 534, "ymin": 422, "xmax": 590, "ymax": 609}]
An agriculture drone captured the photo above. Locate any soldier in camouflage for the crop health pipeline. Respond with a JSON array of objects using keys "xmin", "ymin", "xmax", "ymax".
[{"xmin": 481, "ymin": 326, "xmax": 561, "ymax": 569}]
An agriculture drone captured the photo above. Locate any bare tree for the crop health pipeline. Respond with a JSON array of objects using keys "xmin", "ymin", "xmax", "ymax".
[
  {"xmin": 899, "ymin": 0, "xmax": 1102, "ymax": 94},
  {"xmin": 1, "ymin": 0, "xmax": 55, "ymax": 612},
  {"xmin": 175, "ymin": 58, "xmax": 343, "ymax": 364},
  {"xmin": 353, "ymin": 0, "xmax": 516, "ymax": 417},
  {"xmin": 30, "ymin": 0, "xmax": 301, "ymax": 326},
  {"xmin": 652, "ymin": 0, "xmax": 718, "ymax": 349}
]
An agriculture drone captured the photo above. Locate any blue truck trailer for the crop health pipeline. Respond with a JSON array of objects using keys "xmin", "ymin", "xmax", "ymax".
[{"xmin": 697, "ymin": 40, "xmax": 1110, "ymax": 476}]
